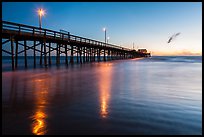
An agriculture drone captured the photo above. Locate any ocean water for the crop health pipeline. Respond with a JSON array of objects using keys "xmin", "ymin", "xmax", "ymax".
[{"xmin": 2, "ymin": 56, "xmax": 202, "ymax": 135}]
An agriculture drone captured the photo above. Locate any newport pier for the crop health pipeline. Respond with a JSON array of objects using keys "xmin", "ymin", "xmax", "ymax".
[{"xmin": 2, "ymin": 21, "xmax": 151, "ymax": 71}]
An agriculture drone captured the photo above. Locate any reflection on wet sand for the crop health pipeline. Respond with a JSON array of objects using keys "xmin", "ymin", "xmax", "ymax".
[
  {"xmin": 98, "ymin": 63, "xmax": 113, "ymax": 118},
  {"xmin": 30, "ymin": 78, "xmax": 49, "ymax": 135}
]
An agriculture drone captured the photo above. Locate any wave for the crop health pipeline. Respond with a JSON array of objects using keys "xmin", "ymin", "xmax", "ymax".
[{"xmin": 145, "ymin": 56, "xmax": 202, "ymax": 63}]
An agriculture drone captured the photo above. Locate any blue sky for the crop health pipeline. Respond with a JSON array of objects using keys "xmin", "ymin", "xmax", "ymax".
[{"xmin": 2, "ymin": 2, "xmax": 202, "ymax": 55}]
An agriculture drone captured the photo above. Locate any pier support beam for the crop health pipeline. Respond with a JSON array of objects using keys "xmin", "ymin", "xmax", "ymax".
[
  {"xmin": 83, "ymin": 47, "xmax": 86, "ymax": 63},
  {"xmin": 24, "ymin": 40, "xmax": 27, "ymax": 68},
  {"xmin": 77, "ymin": 46, "xmax": 79, "ymax": 63},
  {"xmin": 56, "ymin": 44, "xmax": 61, "ymax": 65},
  {"xmin": 56, "ymin": 44, "xmax": 59, "ymax": 65},
  {"xmin": 65, "ymin": 44, "xmax": 68, "ymax": 65},
  {"xmin": 58, "ymin": 44, "xmax": 61, "ymax": 64},
  {"xmin": 86, "ymin": 47, "xmax": 88, "ymax": 62},
  {"xmin": 104, "ymin": 49, "xmax": 106, "ymax": 61},
  {"xmin": 88, "ymin": 48, "xmax": 90, "ymax": 62},
  {"xmin": 40, "ymin": 41, "xmax": 43, "ymax": 65},
  {"xmin": 15, "ymin": 40, "xmax": 18, "ymax": 69},
  {"xmin": 33, "ymin": 40, "xmax": 36, "ymax": 67},
  {"xmin": 79, "ymin": 47, "xmax": 82, "ymax": 64},
  {"xmin": 87, "ymin": 48, "xmax": 89, "ymax": 62},
  {"xmin": 93, "ymin": 49, "xmax": 96, "ymax": 62},
  {"xmin": 90, "ymin": 48, "xmax": 92, "ymax": 62},
  {"xmin": 10, "ymin": 37, "xmax": 15, "ymax": 71},
  {"xmin": 49, "ymin": 42, "xmax": 51, "ymax": 65},
  {"xmin": 70, "ymin": 45, "xmax": 74, "ymax": 64},
  {"xmin": 43, "ymin": 40, "xmax": 47, "ymax": 66},
  {"xmin": 98, "ymin": 49, "xmax": 101, "ymax": 62},
  {"xmin": 108, "ymin": 50, "xmax": 110, "ymax": 61}
]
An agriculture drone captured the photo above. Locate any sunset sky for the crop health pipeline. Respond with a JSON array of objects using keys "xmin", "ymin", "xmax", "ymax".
[{"xmin": 2, "ymin": 2, "xmax": 202, "ymax": 56}]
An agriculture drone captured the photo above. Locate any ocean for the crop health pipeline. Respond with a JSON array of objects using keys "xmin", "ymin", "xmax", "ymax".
[{"xmin": 2, "ymin": 56, "xmax": 202, "ymax": 135}]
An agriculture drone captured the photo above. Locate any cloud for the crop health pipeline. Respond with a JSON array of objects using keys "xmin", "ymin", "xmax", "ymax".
[
  {"xmin": 175, "ymin": 50, "xmax": 202, "ymax": 56},
  {"xmin": 152, "ymin": 50, "xmax": 202, "ymax": 56}
]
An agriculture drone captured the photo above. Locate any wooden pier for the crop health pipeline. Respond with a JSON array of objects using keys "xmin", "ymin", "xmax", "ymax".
[{"xmin": 2, "ymin": 21, "xmax": 151, "ymax": 70}]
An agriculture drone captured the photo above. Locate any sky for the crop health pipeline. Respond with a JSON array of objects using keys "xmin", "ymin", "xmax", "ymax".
[{"xmin": 2, "ymin": 2, "xmax": 202, "ymax": 56}]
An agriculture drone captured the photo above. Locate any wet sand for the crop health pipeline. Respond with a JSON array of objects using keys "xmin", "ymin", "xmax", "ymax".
[{"xmin": 2, "ymin": 57, "xmax": 202, "ymax": 135}]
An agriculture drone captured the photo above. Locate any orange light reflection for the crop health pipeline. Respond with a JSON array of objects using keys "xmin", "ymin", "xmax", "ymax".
[
  {"xmin": 32, "ymin": 111, "xmax": 47, "ymax": 135},
  {"xmin": 30, "ymin": 78, "xmax": 48, "ymax": 135},
  {"xmin": 99, "ymin": 63, "xmax": 113, "ymax": 118}
]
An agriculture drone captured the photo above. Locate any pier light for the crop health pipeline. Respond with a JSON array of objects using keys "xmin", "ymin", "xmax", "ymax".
[{"xmin": 37, "ymin": 8, "xmax": 45, "ymax": 28}]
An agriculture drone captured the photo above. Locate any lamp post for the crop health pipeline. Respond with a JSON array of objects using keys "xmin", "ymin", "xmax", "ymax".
[
  {"xmin": 38, "ymin": 8, "xmax": 45, "ymax": 29},
  {"xmin": 103, "ymin": 27, "xmax": 107, "ymax": 61},
  {"xmin": 133, "ymin": 42, "xmax": 134, "ymax": 50},
  {"xmin": 103, "ymin": 28, "xmax": 106, "ymax": 46}
]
